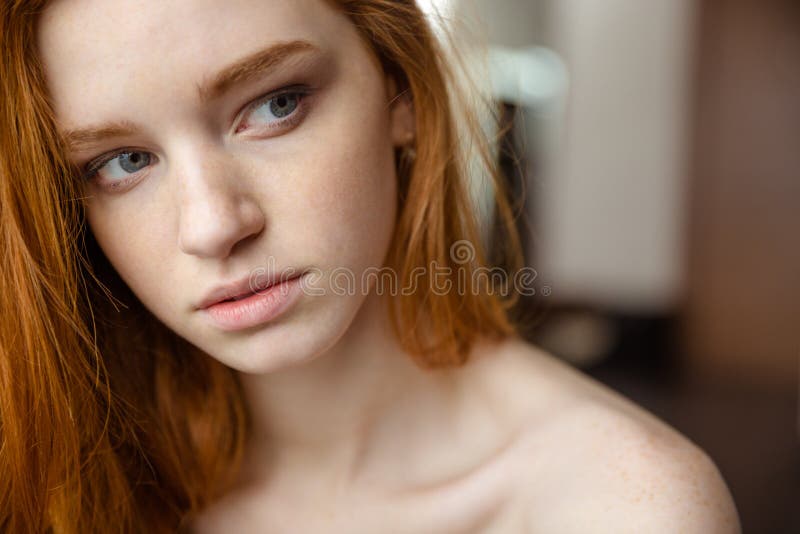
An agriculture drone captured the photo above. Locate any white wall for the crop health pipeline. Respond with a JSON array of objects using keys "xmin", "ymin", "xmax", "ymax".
[{"xmin": 450, "ymin": 0, "xmax": 695, "ymax": 312}]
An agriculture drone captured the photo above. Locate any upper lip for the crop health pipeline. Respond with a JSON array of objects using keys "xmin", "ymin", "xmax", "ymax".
[{"xmin": 196, "ymin": 269, "xmax": 303, "ymax": 310}]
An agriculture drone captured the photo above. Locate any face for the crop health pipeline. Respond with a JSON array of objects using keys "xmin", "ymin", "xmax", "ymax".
[{"xmin": 38, "ymin": 0, "xmax": 414, "ymax": 373}]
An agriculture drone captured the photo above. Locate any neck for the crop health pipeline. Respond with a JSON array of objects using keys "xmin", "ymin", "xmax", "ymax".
[{"xmin": 236, "ymin": 291, "xmax": 465, "ymax": 488}]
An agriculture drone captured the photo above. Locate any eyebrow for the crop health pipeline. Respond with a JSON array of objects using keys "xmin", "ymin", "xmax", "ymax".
[
  {"xmin": 62, "ymin": 39, "xmax": 321, "ymax": 152},
  {"xmin": 198, "ymin": 39, "xmax": 320, "ymax": 102}
]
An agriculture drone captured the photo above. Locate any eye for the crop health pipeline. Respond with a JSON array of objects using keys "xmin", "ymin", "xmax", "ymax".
[
  {"xmin": 236, "ymin": 87, "xmax": 310, "ymax": 134},
  {"xmin": 83, "ymin": 150, "xmax": 156, "ymax": 187}
]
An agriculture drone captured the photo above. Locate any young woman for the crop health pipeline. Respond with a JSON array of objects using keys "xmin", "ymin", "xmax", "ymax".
[{"xmin": 0, "ymin": 0, "xmax": 740, "ymax": 532}]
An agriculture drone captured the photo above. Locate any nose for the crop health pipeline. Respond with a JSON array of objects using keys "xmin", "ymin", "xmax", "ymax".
[{"xmin": 175, "ymin": 147, "xmax": 265, "ymax": 259}]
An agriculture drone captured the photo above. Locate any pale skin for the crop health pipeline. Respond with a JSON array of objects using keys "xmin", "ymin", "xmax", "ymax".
[{"xmin": 38, "ymin": 0, "xmax": 741, "ymax": 532}]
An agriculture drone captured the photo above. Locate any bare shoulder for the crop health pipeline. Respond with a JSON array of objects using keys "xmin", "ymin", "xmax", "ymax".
[{"xmin": 468, "ymin": 336, "xmax": 742, "ymax": 534}]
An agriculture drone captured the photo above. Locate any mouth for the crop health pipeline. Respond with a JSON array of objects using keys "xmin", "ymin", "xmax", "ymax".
[
  {"xmin": 199, "ymin": 272, "xmax": 306, "ymax": 331},
  {"xmin": 219, "ymin": 287, "xmax": 270, "ymax": 303},
  {"xmin": 197, "ymin": 270, "xmax": 305, "ymax": 311}
]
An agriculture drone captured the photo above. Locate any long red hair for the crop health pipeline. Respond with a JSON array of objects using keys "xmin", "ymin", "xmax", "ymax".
[{"xmin": 0, "ymin": 0, "xmax": 523, "ymax": 531}]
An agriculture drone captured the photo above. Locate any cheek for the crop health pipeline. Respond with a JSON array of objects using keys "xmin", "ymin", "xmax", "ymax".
[
  {"xmin": 85, "ymin": 203, "xmax": 175, "ymax": 307},
  {"xmin": 298, "ymin": 129, "xmax": 397, "ymax": 267},
  {"xmin": 282, "ymin": 86, "xmax": 398, "ymax": 266}
]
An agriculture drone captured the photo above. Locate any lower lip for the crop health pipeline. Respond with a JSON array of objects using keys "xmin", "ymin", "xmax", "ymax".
[{"xmin": 202, "ymin": 274, "xmax": 304, "ymax": 332}]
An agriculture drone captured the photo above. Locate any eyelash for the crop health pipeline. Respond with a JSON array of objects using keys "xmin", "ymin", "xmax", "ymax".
[{"xmin": 80, "ymin": 85, "xmax": 313, "ymax": 185}]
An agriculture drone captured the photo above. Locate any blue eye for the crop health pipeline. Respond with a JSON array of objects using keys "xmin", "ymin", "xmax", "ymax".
[
  {"xmin": 84, "ymin": 150, "xmax": 154, "ymax": 183},
  {"xmin": 262, "ymin": 93, "xmax": 299, "ymax": 119},
  {"xmin": 238, "ymin": 89, "xmax": 309, "ymax": 133}
]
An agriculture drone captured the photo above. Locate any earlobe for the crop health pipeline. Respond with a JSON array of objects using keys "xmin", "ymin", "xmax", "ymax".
[{"xmin": 387, "ymin": 77, "xmax": 416, "ymax": 147}]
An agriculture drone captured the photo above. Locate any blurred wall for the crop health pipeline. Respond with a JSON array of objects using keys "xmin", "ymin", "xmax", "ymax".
[
  {"xmin": 540, "ymin": 0, "xmax": 695, "ymax": 312},
  {"xmin": 453, "ymin": 0, "xmax": 696, "ymax": 313},
  {"xmin": 682, "ymin": 0, "xmax": 800, "ymax": 390}
]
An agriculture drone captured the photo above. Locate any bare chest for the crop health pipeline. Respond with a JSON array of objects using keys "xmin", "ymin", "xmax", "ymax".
[
  {"xmin": 190, "ymin": 441, "xmax": 534, "ymax": 534},
  {"xmin": 239, "ymin": 488, "xmax": 519, "ymax": 533}
]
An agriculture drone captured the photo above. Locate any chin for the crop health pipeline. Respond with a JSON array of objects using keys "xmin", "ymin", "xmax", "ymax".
[{"xmin": 201, "ymin": 293, "xmax": 366, "ymax": 376}]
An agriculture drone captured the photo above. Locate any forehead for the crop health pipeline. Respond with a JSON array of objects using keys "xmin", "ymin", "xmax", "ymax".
[
  {"xmin": 37, "ymin": 0, "xmax": 351, "ymax": 126},
  {"xmin": 38, "ymin": 0, "xmax": 340, "ymax": 59}
]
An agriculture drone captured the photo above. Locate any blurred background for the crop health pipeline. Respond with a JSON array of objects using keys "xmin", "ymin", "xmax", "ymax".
[{"xmin": 421, "ymin": 0, "xmax": 800, "ymax": 532}]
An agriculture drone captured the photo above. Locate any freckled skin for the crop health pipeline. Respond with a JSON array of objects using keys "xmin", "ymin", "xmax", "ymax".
[
  {"xmin": 40, "ymin": 0, "xmax": 403, "ymax": 375},
  {"xmin": 38, "ymin": 1, "xmax": 741, "ymax": 532}
]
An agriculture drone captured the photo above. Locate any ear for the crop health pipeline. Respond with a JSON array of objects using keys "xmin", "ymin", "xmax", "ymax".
[{"xmin": 387, "ymin": 76, "xmax": 416, "ymax": 148}]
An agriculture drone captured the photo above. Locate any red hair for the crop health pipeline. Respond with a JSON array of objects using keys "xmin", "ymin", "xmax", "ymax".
[{"xmin": 0, "ymin": 0, "xmax": 523, "ymax": 531}]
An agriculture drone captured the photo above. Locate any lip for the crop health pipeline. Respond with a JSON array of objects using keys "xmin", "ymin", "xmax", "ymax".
[
  {"xmin": 196, "ymin": 269, "xmax": 304, "ymax": 311},
  {"xmin": 200, "ymin": 272, "xmax": 305, "ymax": 332}
]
